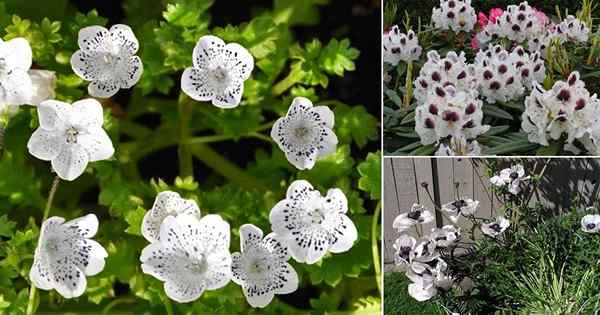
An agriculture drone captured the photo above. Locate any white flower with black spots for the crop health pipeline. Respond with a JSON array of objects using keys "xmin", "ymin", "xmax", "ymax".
[
  {"xmin": 490, "ymin": 164, "xmax": 529, "ymax": 195},
  {"xmin": 474, "ymin": 45, "xmax": 525, "ymax": 103},
  {"xmin": 140, "ymin": 214, "xmax": 232, "ymax": 303},
  {"xmin": 28, "ymin": 70, "xmax": 57, "ymax": 106},
  {"xmin": 382, "ymin": 26, "xmax": 422, "ymax": 65},
  {"xmin": 29, "ymin": 214, "xmax": 107, "ymax": 299},
  {"xmin": 27, "ymin": 99, "xmax": 114, "ymax": 181},
  {"xmin": 481, "ymin": 216, "xmax": 510, "ymax": 237},
  {"xmin": 231, "ymin": 224, "xmax": 298, "ymax": 308},
  {"xmin": 393, "ymin": 234, "xmax": 417, "ymax": 266},
  {"xmin": 435, "ymin": 136, "xmax": 482, "ymax": 156},
  {"xmin": 429, "ymin": 225, "xmax": 460, "ymax": 248},
  {"xmin": 71, "ymin": 24, "xmax": 143, "ymax": 98},
  {"xmin": 406, "ymin": 259, "xmax": 452, "ymax": 301},
  {"xmin": 431, "ymin": 0, "xmax": 477, "ymax": 33},
  {"xmin": 556, "ymin": 15, "xmax": 589, "ymax": 43},
  {"xmin": 269, "ymin": 180, "xmax": 357, "ymax": 264},
  {"xmin": 581, "ymin": 214, "xmax": 600, "ymax": 233},
  {"xmin": 271, "ymin": 97, "xmax": 338, "ymax": 170},
  {"xmin": 181, "ymin": 35, "xmax": 254, "ymax": 109},
  {"xmin": 0, "ymin": 37, "xmax": 33, "ymax": 110},
  {"xmin": 412, "ymin": 239, "xmax": 440, "ymax": 263},
  {"xmin": 141, "ymin": 191, "xmax": 201, "ymax": 243},
  {"xmin": 442, "ymin": 198, "xmax": 479, "ymax": 223},
  {"xmin": 392, "ymin": 204, "xmax": 434, "ymax": 232}
]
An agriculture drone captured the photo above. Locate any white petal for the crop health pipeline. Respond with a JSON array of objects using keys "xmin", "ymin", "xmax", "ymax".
[
  {"xmin": 28, "ymin": 70, "xmax": 56, "ymax": 105},
  {"xmin": 181, "ymin": 68, "xmax": 214, "ymax": 102},
  {"xmin": 328, "ymin": 214, "xmax": 357, "ymax": 253},
  {"xmin": 118, "ymin": 55, "xmax": 143, "ymax": 88},
  {"xmin": 285, "ymin": 180, "xmax": 318, "ymax": 203},
  {"xmin": 192, "ymin": 35, "xmax": 226, "ymax": 69},
  {"xmin": 51, "ymin": 144, "xmax": 90, "ymax": 181},
  {"xmin": 63, "ymin": 213, "xmax": 99, "ymax": 238},
  {"xmin": 408, "ymin": 282, "xmax": 436, "ymax": 302},
  {"xmin": 312, "ymin": 106, "xmax": 335, "ymax": 129},
  {"xmin": 240, "ymin": 224, "xmax": 263, "ymax": 252},
  {"xmin": 88, "ymin": 80, "xmax": 120, "ymax": 98},
  {"xmin": 288, "ymin": 97, "xmax": 314, "ymax": 116},
  {"xmin": 318, "ymin": 127, "xmax": 338, "ymax": 156},
  {"xmin": 323, "ymin": 188, "xmax": 348, "ymax": 214},
  {"xmin": 244, "ymin": 286, "xmax": 274, "ymax": 308},
  {"xmin": 78, "ymin": 26, "xmax": 111, "ymax": 53},
  {"xmin": 52, "ymin": 263, "xmax": 87, "ymax": 299},
  {"xmin": 286, "ymin": 148, "xmax": 318, "ymax": 170},
  {"xmin": 79, "ymin": 239, "xmax": 108, "ymax": 276},
  {"xmin": 274, "ymin": 262, "xmax": 299, "ymax": 295},
  {"xmin": 109, "ymin": 24, "xmax": 139, "ymax": 55},
  {"xmin": 38, "ymin": 100, "xmax": 72, "ymax": 131},
  {"xmin": 71, "ymin": 98, "xmax": 104, "ymax": 130},
  {"xmin": 4, "ymin": 37, "xmax": 32, "ymax": 70},
  {"xmin": 39, "ymin": 216, "xmax": 66, "ymax": 240},
  {"xmin": 70, "ymin": 50, "xmax": 105, "ymax": 81},
  {"xmin": 197, "ymin": 214, "xmax": 231, "ymax": 253},
  {"xmin": 142, "ymin": 191, "xmax": 200, "ymax": 243},
  {"xmin": 78, "ymin": 129, "xmax": 114, "ymax": 162},
  {"xmin": 27, "ymin": 128, "xmax": 63, "ymax": 161},
  {"xmin": 288, "ymin": 228, "xmax": 329, "ymax": 264},
  {"xmin": 29, "ymin": 258, "xmax": 54, "ymax": 290},
  {"xmin": 204, "ymin": 250, "xmax": 232, "ymax": 290},
  {"xmin": 263, "ymin": 232, "xmax": 290, "ymax": 261},
  {"xmin": 164, "ymin": 280, "xmax": 205, "ymax": 303},
  {"xmin": 222, "ymin": 43, "xmax": 254, "ymax": 81},
  {"xmin": 1, "ymin": 69, "xmax": 33, "ymax": 105},
  {"xmin": 212, "ymin": 81, "xmax": 244, "ymax": 109},
  {"xmin": 230, "ymin": 253, "xmax": 246, "ymax": 284},
  {"xmin": 140, "ymin": 243, "xmax": 173, "ymax": 281}
]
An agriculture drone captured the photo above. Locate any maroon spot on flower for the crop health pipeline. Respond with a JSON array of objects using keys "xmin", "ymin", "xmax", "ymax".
[
  {"xmin": 391, "ymin": 48, "xmax": 401, "ymax": 54},
  {"xmin": 432, "ymin": 72, "xmax": 441, "ymax": 82},
  {"xmin": 575, "ymin": 99, "xmax": 586, "ymax": 110},
  {"xmin": 515, "ymin": 48, "xmax": 524, "ymax": 56},
  {"xmin": 512, "ymin": 24, "xmax": 521, "ymax": 32},
  {"xmin": 459, "ymin": 6, "xmax": 466, "ymax": 13},
  {"xmin": 519, "ymin": 3, "xmax": 526, "ymax": 10},
  {"xmin": 534, "ymin": 64, "xmax": 542, "ymax": 72},
  {"xmin": 436, "ymin": 87, "xmax": 446, "ymax": 97},
  {"xmin": 463, "ymin": 120, "xmax": 475, "ymax": 128},
  {"xmin": 408, "ymin": 32, "xmax": 414, "ymax": 40},
  {"xmin": 556, "ymin": 115, "xmax": 567, "ymax": 122},
  {"xmin": 506, "ymin": 77, "xmax": 515, "ymax": 85},
  {"xmin": 448, "ymin": 0, "xmax": 455, "ymax": 8},
  {"xmin": 465, "ymin": 103, "xmax": 476, "ymax": 115},
  {"xmin": 442, "ymin": 110, "xmax": 460, "ymax": 122},
  {"xmin": 490, "ymin": 81, "xmax": 501, "ymax": 90},
  {"xmin": 521, "ymin": 69, "xmax": 530, "ymax": 78},
  {"xmin": 498, "ymin": 64, "xmax": 508, "ymax": 74},
  {"xmin": 483, "ymin": 70, "xmax": 494, "ymax": 80},
  {"xmin": 557, "ymin": 89, "xmax": 570, "ymax": 102},
  {"xmin": 420, "ymin": 80, "xmax": 429, "ymax": 88},
  {"xmin": 526, "ymin": 21, "xmax": 533, "ymax": 28},
  {"xmin": 425, "ymin": 118, "xmax": 435, "ymax": 128},
  {"xmin": 457, "ymin": 71, "xmax": 467, "ymax": 80},
  {"xmin": 443, "ymin": 81, "xmax": 454, "ymax": 87},
  {"xmin": 517, "ymin": 13, "xmax": 526, "ymax": 21},
  {"xmin": 444, "ymin": 61, "xmax": 453, "ymax": 71},
  {"xmin": 429, "ymin": 104, "xmax": 439, "ymax": 115},
  {"xmin": 516, "ymin": 61, "xmax": 525, "ymax": 68},
  {"xmin": 568, "ymin": 74, "xmax": 577, "ymax": 86},
  {"xmin": 400, "ymin": 38, "xmax": 406, "ymax": 45},
  {"xmin": 447, "ymin": 11, "xmax": 455, "ymax": 19}
]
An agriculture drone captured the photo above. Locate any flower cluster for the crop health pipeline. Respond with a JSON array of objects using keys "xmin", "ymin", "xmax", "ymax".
[
  {"xmin": 555, "ymin": 15, "xmax": 590, "ymax": 43},
  {"xmin": 521, "ymin": 72, "xmax": 600, "ymax": 154},
  {"xmin": 431, "ymin": 0, "xmax": 477, "ymax": 33},
  {"xmin": 490, "ymin": 164, "xmax": 529, "ymax": 195},
  {"xmin": 484, "ymin": 2, "xmax": 543, "ymax": 43},
  {"xmin": 383, "ymin": 26, "xmax": 422, "ymax": 65}
]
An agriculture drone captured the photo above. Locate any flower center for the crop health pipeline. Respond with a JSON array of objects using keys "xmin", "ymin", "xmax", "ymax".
[
  {"xmin": 309, "ymin": 208, "xmax": 326, "ymax": 225},
  {"xmin": 489, "ymin": 223, "xmax": 502, "ymax": 232},
  {"xmin": 407, "ymin": 210, "xmax": 422, "ymax": 220},
  {"xmin": 452, "ymin": 199, "xmax": 467, "ymax": 211},
  {"xmin": 509, "ymin": 172, "xmax": 519, "ymax": 180},
  {"xmin": 293, "ymin": 126, "xmax": 310, "ymax": 140},
  {"xmin": 44, "ymin": 237, "xmax": 62, "ymax": 255},
  {"xmin": 65, "ymin": 127, "xmax": 80, "ymax": 144},
  {"xmin": 587, "ymin": 223, "xmax": 596, "ymax": 230},
  {"xmin": 186, "ymin": 254, "xmax": 208, "ymax": 274},
  {"xmin": 400, "ymin": 246, "xmax": 412, "ymax": 259}
]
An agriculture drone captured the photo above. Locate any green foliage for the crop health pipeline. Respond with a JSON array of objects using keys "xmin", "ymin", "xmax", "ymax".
[{"xmin": 0, "ymin": 0, "xmax": 378, "ymax": 314}]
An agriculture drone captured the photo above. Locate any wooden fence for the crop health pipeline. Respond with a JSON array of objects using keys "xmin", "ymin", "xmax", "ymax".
[{"xmin": 383, "ymin": 158, "xmax": 600, "ymax": 264}]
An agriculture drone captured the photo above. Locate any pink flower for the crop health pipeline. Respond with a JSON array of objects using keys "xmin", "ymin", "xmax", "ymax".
[
  {"xmin": 478, "ymin": 8, "xmax": 503, "ymax": 29},
  {"xmin": 471, "ymin": 36, "xmax": 479, "ymax": 50},
  {"xmin": 478, "ymin": 12, "xmax": 489, "ymax": 29},
  {"xmin": 533, "ymin": 8, "xmax": 549, "ymax": 26},
  {"xmin": 489, "ymin": 8, "xmax": 503, "ymax": 24}
]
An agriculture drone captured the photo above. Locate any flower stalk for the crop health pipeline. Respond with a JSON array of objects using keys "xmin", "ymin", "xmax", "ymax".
[{"xmin": 371, "ymin": 202, "xmax": 382, "ymax": 296}]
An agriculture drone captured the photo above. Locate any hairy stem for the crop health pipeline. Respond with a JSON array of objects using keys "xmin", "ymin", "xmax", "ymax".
[
  {"xmin": 371, "ymin": 202, "xmax": 382, "ymax": 296},
  {"xmin": 178, "ymin": 95, "xmax": 194, "ymax": 178},
  {"xmin": 27, "ymin": 175, "xmax": 61, "ymax": 315}
]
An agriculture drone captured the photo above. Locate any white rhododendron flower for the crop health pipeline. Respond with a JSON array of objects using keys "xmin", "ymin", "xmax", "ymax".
[
  {"xmin": 429, "ymin": 225, "xmax": 460, "ymax": 248},
  {"xmin": 71, "ymin": 24, "xmax": 143, "ymax": 98},
  {"xmin": 181, "ymin": 35, "xmax": 253, "ymax": 108},
  {"xmin": 28, "ymin": 70, "xmax": 57, "ymax": 106},
  {"xmin": 481, "ymin": 216, "xmax": 510, "ymax": 237},
  {"xmin": 556, "ymin": 15, "xmax": 589, "ymax": 43},
  {"xmin": 0, "ymin": 37, "xmax": 33, "ymax": 110},
  {"xmin": 382, "ymin": 26, "xmax": 422, "ymax": 65},
  {"xmin": 269, "ymin": 180, "xmax": 357, "ymax": 264},
  {"xmin": 581, "ymin": 214, "xmax": 600, "ymax": 233},
  {"xmin": 27, "ymin": 99, "xmax": 115, "ymax": 181},
  {"xmin": 413, "ymin": 50, "xmax": 477, "ymax": 104},
  {"xmin": 527, "ymin": 28, "xmax": 555, "ymax": 57},
  {"xmin": 431, "ymin": 0, "xmax": 477, "ymax": 33},
  {"xmin": 271, "ymin": 97, "xmax": 338, "ymax": 170},
  {"xmin": 435, "ymin": 136, "xmax": 482, "ymax": 156},
  {"xmin": 393, "ymin": 234, "xmax": 417, "ymax": 265},
  {"xmin": 141, "ymin": 191, "xmax": 201, "ymax": 243},
  {"xmin": 521, "ymin": 72, "xmax": 600, "ymax": 153},
  {"xmin": 415, "ymin": 85, "xmax": 489, "ymax": 147},
  {"xmin": 231, "ymin": 224, "xmax": 298, "ymax": 308},
  {"xmin": 140, "ymin": 214, "xmax": 232, "ymax": 303},
  {"xmin": 392, "ymin": 203, "xmax": 434, "ymax": 232},
  {"xmin": 485, "ymin": 2, "xmax": 543, "ymax": 43},
  {"xmin": 490, "ymin": 164, "xmax": 529, "ymax": 194},
  {"xmin": 29, "ymin": 214, "xmax": 108, "ymax": 299},
  {"xmin": 442, "ymin": 198, "xmax": 479, "ymax": 222}
]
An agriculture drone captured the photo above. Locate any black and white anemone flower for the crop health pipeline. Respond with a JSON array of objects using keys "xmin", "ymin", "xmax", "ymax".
[
  {"xmin": 393, "ymin": 234, "xmax": 417, "ymax": 265},
  {"xmin": 141, "ymin": 191, "xmax": 201, "ymax": 243},
  {"xmin": 140, "ymin": 214, "xmax": 232, "ymax": 303},
  {"xmin": 29, "ymin": 214, "xmax": 108, "ymax": 299},
  {"xmin": 581, "ymin": 214, "xmax": 600, "ymax": 233},
  {"xmin": 231, "ymin": 224, "xmax": 298, "ymax": 308},
  {"xmin": 442, "ymin": 198, "xmax": 479, "ymax": 223},
  {"xmin": 413, "ymin": 239, "xmax": 440, "ymax": 263},
  {"xmin": 406, "ymin": 259, "xmax": 452, "ymax": 301},
  {"xmin": 429, "ymin": 225, "xmax": 461, "ymax": 247},
  {"xmin": 71, "ymin": 24, "xmax": 143, "ymax": 98},
  {"xmin": 269, "ymin": 180, "xmax": 357, "ymax": 264},
  {"xmin": 481, "ymin": 216, "xmax": 510, "ymax": 237},
  {"xmin": 392, "ymin": 203, "xmax": 434, "ymax": 232},
  {"xmin": 490, "ymin": 164, "xmax": 530, "ymax": 195},
  {"xmin": 271, "ymin": 97, "xmax": 338, "ymax": 170},
  {"xmin": 27, "ymin": 99, "xmax": 115, "ymax": 181},
  {"xmin": 181, "ymin": 35, "xmax": 254, "ymax": 108}
]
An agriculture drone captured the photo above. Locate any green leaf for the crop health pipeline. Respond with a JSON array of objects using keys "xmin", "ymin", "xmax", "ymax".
[
  {"xmin": 483, "ymin": 125, "xmax": 510, "ymax": 137},
  {"xmin": 0, "ymin": 295, "xmax": 9, "ymax": 309},
  {"xmin": 384, "ymin": 89, "xmax": 402, "ymax": 107},
  {"xmin": 483, "ymin": 105, "xmax": 514, "ymax": 120},
  {"xmin": 163, "ymin": 0, "xmax": 214, "ymax": 27},
  {"xmin": 273, "ymin": 0, "xmax": 322, "ymax": 26},
  {"xmin": 319, "ymin": 38, "xmax": 360, "ymax": 77},
  {"xmin": 485, "ymin": 139, "xmax": 538, "ymax": 155},
  {"xmin": 125, "ymin": 206, "xmax": 146, "ymax": 236},
  {"xmin": 357, "ymin": 152, "xmax": 381, "ymax": 200},
  {"xmin": 334, "ymin": 104, "xmax": 378, "ymax": 148},
  {"xmin": 0, "ymin": 215, "xmax": 16, "ymax": 237},
  {"xmin": 299, "ymin": 145, "xmax": 355, "ymax": 189}
]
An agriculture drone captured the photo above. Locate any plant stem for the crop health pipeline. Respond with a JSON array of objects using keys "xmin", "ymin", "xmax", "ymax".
[
  {"xmin": 178, "ymin": 94, "xmax": 194, "ymax": 178},
  {"xmin": 100, "ymin": 297, "xmax": 136, "ymax": 315},
  {"xmin": 26, "ymin": 175, "xmax": 61, "ymax": 315},
  {"xmin": 403, "ymin": 61, "xmax": 413, "ymax": 108},
  {"xmin": 272, "ymin": 68, "xmax": 304, "ymax": 96},
  {"xmin": 371, "ymin": 202, "xmax": 382, "ymax": 296},
  {"xmin": 163, "ymin": 298, "xmax": 174, "ymax": 315}
]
